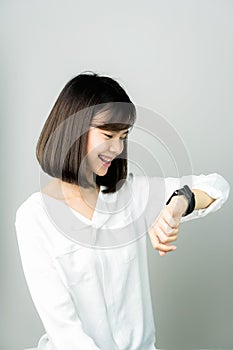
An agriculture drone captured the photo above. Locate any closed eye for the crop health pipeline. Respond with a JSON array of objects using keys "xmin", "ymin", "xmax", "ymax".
[{"xmin": 104, "ymin": 134, "xmax": 128, "ymax": 140}]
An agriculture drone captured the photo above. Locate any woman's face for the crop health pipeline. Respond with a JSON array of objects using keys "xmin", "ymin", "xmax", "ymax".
[{"xmin": 86, "ymin": 126, "xmax": 129, "ymax": 176}]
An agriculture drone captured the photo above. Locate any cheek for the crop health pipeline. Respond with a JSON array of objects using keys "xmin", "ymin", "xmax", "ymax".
[
  {"xmin": 86, "ymin": 138, "xmax": 93, "ymax": 154},
  {"xmin": 87, "ymin": 135, "xmax": 105, "ymax": 156},
  {"xmin": 86, "ymin": 132, "xmax": 97, "ymax": 153}
]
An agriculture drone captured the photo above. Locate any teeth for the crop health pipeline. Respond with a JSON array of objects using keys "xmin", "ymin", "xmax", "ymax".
[{"xmin": 99, "ymin": 155, "xmax": 111, "ymax": 162}]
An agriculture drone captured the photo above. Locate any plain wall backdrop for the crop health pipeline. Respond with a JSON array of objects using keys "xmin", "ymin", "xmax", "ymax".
[{"xmin": 1, "ymin": 0, "xmax": 233, "ymax": 349}]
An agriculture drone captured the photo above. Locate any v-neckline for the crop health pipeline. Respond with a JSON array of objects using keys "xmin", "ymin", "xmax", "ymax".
[{"xmin": 38, "ymin": 186, "xmax": 104, "ymax": 224}]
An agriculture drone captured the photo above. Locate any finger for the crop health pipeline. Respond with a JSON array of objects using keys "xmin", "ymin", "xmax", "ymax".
[
  {"xmin": 165, "ymin": 234, "xmax": 178, "ymax": 243},
  {"xmin": 148, "ymin": 226, "xmax": 176, "ymax": 249},
  {"xmin": 149, "ymin": 229, "xmax": 176, "ymax": 252},
  {"xmin": 155, "ymin": 242, "xmax": 177, "ymax": 252},
  {"xmin": 159, "ymin": 251, "xmax": 166, "ymax": 257},
  {"xmin": 155, "ymin": 225, "xmax": 170, "ymax": 244},
  {"xmin": 159, "ymin": 226, "xmax": 179, "ymax": 242},
  {"xmin": 155, "ymin": 225, "xmax": 178, "ymax": 244},
  {"xmin": 158, "ymin": 217, "xmax": 179, "ymax": 236}
]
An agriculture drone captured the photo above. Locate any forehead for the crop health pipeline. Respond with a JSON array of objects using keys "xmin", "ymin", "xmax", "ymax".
[
  {"xmin": 90, "ymin": 109, "xmax": 131, "ymax": 130},
  {"xmin": 89, "ymin": 126, "xmax": 129, "ymax": 134}
]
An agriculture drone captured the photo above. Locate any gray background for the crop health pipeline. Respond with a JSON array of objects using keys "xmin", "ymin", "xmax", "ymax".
[{"xmin": 1, "ymin": 0, "xmax": 232, "ymax": 349}]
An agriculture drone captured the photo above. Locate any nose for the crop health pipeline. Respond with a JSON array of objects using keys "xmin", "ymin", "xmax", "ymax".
[{"xmin": 109, "ymin": 138, "xmax": 124, "ymax": 156}]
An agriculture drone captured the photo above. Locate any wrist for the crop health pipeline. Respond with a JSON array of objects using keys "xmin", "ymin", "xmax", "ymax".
[
  {"xmin": 179, "ymin": 195, "xmax": 189, "ymax": 215},
  {"xmin": 170, "ymin": 195, "xmax": 189, "ymax": 216},
  {"xmin": 166, "ymin": 185, "xmax": 196, "ymax": 216}
]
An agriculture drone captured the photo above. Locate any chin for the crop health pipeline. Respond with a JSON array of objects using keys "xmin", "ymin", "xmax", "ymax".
[{"xmin": 95, "ymin": 168, "xmax": 108, "ymax": 176}]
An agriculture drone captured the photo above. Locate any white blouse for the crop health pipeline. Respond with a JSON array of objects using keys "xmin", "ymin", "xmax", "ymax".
[{"xmin": 15, "ymin": 172, "xmax": 230, "ymax": 350}]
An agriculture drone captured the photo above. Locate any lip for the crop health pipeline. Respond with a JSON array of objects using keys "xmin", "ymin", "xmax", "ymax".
[
  {"xmin": 98, "ymin": 155, "xmax": 113, "ymax": 167},
  {"xmin": 99, "ymin": 155, "xmax": 114, "ymax": 161}
]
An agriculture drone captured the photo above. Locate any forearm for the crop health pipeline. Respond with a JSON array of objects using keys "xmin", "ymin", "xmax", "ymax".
[{"xmin": 192, "ymin": 189, "xmax": 216, "ymax": 210}]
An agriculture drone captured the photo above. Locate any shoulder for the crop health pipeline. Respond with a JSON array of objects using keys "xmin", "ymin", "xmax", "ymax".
[
  {"xmin": 129, "ymin": 172, "xmax": 164, "ymax": 186},
  {"xmin": 122, "ymin": 172, "xmax": 165, "ymax": 214},
  {"xmin": 126, "ymin": 172, "xmax": 165, "ymax": 199},
  {"xmin": 14, "ymin": 191, "xmax": 85, "ymax": 254},
  {"xmin": 40, "ymin": 178, "xmax": 66, "ymax": 200},
  {"xmin": 15, "ymin": 191, "xmax": 48, "ymax": 229}
]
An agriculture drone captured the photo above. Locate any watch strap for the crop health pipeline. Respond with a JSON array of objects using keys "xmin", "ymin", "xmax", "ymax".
[{"xmin": 166, "ymin": 185, "xmax": 196, "ymax": 217}]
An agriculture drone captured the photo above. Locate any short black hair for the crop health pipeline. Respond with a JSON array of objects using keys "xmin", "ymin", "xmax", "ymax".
[{"xmin": 36, "ymin": 71, "xmax": 136, "ymax": 193}]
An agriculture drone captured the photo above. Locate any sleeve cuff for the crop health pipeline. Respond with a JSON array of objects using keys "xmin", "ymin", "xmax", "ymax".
[{"xmin": 180, "ymin": 173, "xmax": 230, "ymax": 223}]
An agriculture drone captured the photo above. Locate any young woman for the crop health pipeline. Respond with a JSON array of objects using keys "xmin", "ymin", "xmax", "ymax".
[{"xmin": 15, "ymin": 72, "xmax": 230, "ymax": 350}]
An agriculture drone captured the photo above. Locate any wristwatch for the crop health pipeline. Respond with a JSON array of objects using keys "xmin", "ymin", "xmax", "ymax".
[{"xmin": 166, "ymin": 185, "xmax": 196, "ymax": 217}]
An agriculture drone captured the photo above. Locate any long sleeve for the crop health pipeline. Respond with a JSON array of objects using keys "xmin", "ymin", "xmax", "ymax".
[
  {"xmin": 15, "ymin": 207, "xmax": 101, "ymax": 350},
  {"xmin": 130, "ymin": 172, "xmax": 230, "ymax": 229},
  {"xmin": 163, "ymin": 172, "xmax": 230, "ymax": 223}
]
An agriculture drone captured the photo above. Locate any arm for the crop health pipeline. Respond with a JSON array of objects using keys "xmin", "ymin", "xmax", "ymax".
[
  {"xmin": 148, "ymin": 172, "xmax": 230, "ymax": 256},
  {"xmin": 165, "ymin": 172, "xmax": 230, "ymax": 223},
  {"xmin": 192, "ymin": 189, "xmax": 215, "ymax": 210},
  {"xmin": 174, "ymin": 188, "xmax": 216, "ymax": 216},
  {"xmin": 15, "ymin": 207, "xmax": 101, "ymax": 350}
]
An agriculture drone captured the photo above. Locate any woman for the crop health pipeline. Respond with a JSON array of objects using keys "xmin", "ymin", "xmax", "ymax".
[{"xmin": 15, "ymin": 71, "xmax": 230, "ymax": 350}]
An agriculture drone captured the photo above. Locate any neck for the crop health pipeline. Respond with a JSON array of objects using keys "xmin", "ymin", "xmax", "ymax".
[{"xmin": 56, "ymin": 179, "xmax": 100, "ymax": 200}]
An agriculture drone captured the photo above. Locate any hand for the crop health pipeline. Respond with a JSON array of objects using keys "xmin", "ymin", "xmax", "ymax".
[{"xmin": 148, "ymin": 195, "xmax": 189, "ymax": 256}]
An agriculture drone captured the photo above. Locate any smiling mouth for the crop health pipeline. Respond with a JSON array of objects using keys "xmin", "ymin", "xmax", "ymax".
[
  {"xmin": 98, "ymin": 155, "xmax": 113, "ymax": 163},
  {"xmin": 98, "ymin": 155, "xmax": 113, "ymax": 166}
]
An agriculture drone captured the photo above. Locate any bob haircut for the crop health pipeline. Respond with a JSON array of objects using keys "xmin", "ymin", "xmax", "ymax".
[{"xmin": 36, "ymin": 71, "xmax": 137, "ymax": 194}]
